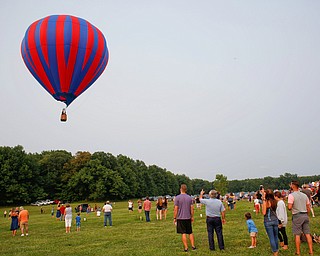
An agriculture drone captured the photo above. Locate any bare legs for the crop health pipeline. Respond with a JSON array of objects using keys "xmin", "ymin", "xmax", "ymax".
[
  {"xmin": 181, "ymin": 233, "xmax": 195, "ymax": 250},
  {"xmin": 294, "ymin": 234, "xmax": 313, "ymax": 255}
]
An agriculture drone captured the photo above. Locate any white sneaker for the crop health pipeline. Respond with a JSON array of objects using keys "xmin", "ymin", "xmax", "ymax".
[
  {"xmin": 21, "ymin": 234, "xmax": 25, "ymax": 237},
  {"xmin": 248, "ymin": 246, "xmax": 255, "ymax": 249},
  {"xmin": 26, "ymin": 233, "xmax": 29, "ymax": 236}
]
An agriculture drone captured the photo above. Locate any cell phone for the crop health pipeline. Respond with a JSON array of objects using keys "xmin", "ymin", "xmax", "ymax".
[{"xmin": 260, "ymin": 185, "xmax": 263, "ymax": 190}]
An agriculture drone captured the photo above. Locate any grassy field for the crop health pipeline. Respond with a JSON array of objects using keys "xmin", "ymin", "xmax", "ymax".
[{"xmin": 0, "ymin": 200, "xmax": 319, "ymax": 256}]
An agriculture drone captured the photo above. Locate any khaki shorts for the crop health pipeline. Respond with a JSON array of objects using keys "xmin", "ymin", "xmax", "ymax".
[
  {"xmin": 250, "ymin": 232, "xmax": 257, "ymax": 237},
  {"xmin": 292, "ymin": 213, "xmax": 310, "ymax": 235}
]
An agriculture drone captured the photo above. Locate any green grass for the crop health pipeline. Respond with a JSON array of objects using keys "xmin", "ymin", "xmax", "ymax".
[{"xmin": 0, "ymin": 200, "xmax": 319, "ymax": 255}]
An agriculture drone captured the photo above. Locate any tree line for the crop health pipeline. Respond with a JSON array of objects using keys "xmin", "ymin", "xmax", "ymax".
[{"xmin": 0, "ymin": 145, "xmax": 319, "ymax": 205}]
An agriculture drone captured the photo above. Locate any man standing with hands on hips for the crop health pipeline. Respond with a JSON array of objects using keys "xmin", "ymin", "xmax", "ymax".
[
  {"xmin": 200, "ymin": 189, "xmax": 226, "ymax": 251},
  {"xmin": 174, "ymin": 184, "xmax": 196, "ymax": 252}
]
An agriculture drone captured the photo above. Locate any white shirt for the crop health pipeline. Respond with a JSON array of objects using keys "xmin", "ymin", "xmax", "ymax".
[
  {"xmin": 276, "ymin": 200, "xmax": 288, "ymax": 226},
  {"xmin": 103, "ymin": 204, "xmax": 113, "ymax": 213}
]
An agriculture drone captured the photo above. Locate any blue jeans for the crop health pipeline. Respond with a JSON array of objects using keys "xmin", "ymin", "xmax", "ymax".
[
  {"xmin": 264, "ymin": 220, "xmax": 279, "ymax": 252},
  {"xmin": 104, "ymin": 212, "xmax": 112, "ymax": 226},
  {"xmin": 206, "ymin": 217, "xmax": 224, "ymax": 250},
  {"xmin": 145, "ymin": 211, "xmax": 150, "ymax": 222}
]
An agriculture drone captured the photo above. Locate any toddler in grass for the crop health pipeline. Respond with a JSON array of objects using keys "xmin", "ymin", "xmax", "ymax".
[
  {"xmin": 75, "ymin": 213, "xmax": 81, "ymax": 231},
  {"xmin": 245, "ymin": 212, "xmax": 258, "ymax": 248}
]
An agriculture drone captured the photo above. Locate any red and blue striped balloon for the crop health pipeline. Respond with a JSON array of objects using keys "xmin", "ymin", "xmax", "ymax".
[{"xmin": 21, "ymin": 15, "xmax": 109, "ymax": 106}]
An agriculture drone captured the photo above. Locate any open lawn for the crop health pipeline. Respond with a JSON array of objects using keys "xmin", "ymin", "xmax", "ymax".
[{"xmin": 0, "ymin": 200, "xmax": 319, "ymax": 256}]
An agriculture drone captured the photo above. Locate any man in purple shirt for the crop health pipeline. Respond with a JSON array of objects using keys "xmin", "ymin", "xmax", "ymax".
[{"xmin": 174, "ymin": 184, "xmax": 196, "ymax": 252}]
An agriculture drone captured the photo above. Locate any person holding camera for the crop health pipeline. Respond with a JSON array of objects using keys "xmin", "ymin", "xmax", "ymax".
[{"xmin": 200, "ymin": 189, "xmax": 226, "ymax": 251}]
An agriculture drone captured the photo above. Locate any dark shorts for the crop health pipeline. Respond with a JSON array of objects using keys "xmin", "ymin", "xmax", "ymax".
[
  {"xmin": 176, "ymin": 219, "xmax": 192, "ymax": 234},
  {"xmin": 292, "ymin": 213, "xmax": 310, "ymax": 235}
]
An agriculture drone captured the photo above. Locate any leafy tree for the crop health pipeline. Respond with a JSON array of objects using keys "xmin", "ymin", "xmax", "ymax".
[
  {"xmin": 214, "ymin": 174, "xmax": 228, "ymax": 195},
  {"xmin": 0, "ymin": 146, "xmax": 43, "ymax": 204},
  {"xmin": 192, "ymin": 179, "xmax": 213, "ymax": 195},
  {"xmin": 38, "ymin": 150, "xmax": 72, "ymax": 199}
]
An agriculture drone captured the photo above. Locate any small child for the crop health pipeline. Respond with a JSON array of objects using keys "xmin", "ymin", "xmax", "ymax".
[
  {"xmin": 254, "ymin": 197, "xmax": 260, "ymax": 214},
  {"xmin": 75, "ymin": 213, "xmax": 81, "ymax": 231},
  {"xmin": 245, "ymin": 212, "xmax": 258, "ymax": 248},
  {"xmin": 51, "ymin": 206, "xmax": 54, "ymax": 218}
]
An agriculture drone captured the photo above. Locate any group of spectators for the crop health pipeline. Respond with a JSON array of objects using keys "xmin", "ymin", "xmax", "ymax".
[
  {"xmin": 172, "ymin": 181, "xmax": 316, "ymax": 255},
  {"xmin": 4, "ymin": 179, "xmax": 318, "ymax": 255},
  {"xmin": 7, "ymin": 206, "xmax": 29, "ymax": 237},
  {"xmin": 240, "ymin": 181, "xmax": 317, "ymax": 256}
]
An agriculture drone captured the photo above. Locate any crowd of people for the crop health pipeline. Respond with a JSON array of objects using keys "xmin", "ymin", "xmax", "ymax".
[
  {"xmin": 3, "ymin": 180, "xmax": 319, "ymax": 255},
  {"xmin": 172, "ymin": 181, "xmax": 317, "ymax": 255}
]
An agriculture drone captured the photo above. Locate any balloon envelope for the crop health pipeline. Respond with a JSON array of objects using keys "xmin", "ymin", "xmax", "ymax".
[{"xmin": 21, "ymin": 15, "xmax": 109, "ymax": 106}]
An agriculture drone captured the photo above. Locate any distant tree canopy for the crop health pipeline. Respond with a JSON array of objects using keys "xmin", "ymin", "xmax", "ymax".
[
  {"xmin": 0, "ymin": 145, "xmax": 319, "ymax": 205},
  {"xmin": 228, "ymin": 173, "xmax": 320, "ymax": 193},
  {"xmin": 0, "ymin": 146, "xmax": 213, "ymax": 205}
]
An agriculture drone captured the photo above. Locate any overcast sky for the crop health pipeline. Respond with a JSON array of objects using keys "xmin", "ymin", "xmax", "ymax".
[{"xmin": 1, "ymin": 1, "xmax": 320, "ymax": 181}]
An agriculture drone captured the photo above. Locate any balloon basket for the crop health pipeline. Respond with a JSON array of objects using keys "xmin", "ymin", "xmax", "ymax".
[{"xmin": 60, "ymin": 109, "xmax": 67, "ymax": 122}]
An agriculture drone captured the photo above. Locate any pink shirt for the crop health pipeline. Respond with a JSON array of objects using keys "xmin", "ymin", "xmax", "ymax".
[
  {"xmin": 143, "ymin": 200, "xmax": 151, "ymax": 211},
  {"xmin": 288, "ymin": 191, "xmax": 310, "ymax": 215}
]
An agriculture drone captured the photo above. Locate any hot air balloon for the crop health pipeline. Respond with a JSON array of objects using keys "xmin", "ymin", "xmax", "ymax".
[{"xmin": 21, "ymin": 15, "xmax": 109, "ymax": 121}]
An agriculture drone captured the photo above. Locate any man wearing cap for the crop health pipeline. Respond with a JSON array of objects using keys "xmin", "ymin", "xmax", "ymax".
[
  {"xmin": 102, "ymin": 201, "xmax": 113, "ymax": 227},
  {"xmin": 200, "ymin": 189, "xmax": 226, "ymax": 251},
  {"xmin": 288, "ymin": 181, "xmax": 313, "ymax": 255}
]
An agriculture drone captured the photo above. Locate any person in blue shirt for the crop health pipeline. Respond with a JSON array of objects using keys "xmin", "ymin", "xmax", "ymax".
[
  {"xmin": 75, "ymin": 213, "xmax": 81, "ymax": 232},
  {"xmin": 200, "ymin": 189, "xmax": 226, "ymax": 251},
  {"xmin": 245, "ymin": 212, "xmax": 258, "ymax": 248}
]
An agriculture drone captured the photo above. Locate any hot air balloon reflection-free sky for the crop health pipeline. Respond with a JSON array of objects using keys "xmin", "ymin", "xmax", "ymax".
[{"xmin": 21, "ymin": 15, "xmax": 109, "ymax": 122}]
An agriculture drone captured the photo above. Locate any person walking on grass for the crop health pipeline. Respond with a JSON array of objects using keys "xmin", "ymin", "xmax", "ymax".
[
  {"xmin": 288, "ymin": 180, "xmax": 313, "ymax": 256},
  {"xmin": 56, "ymin": 202, "xmax": 61, "ymax": 220},
  {"xmin": 245, "ymin": 212, "xmax": 258, "ymax": 249},
  {"xmin": 60, "ymin": 204, "xmax": 66, "ymax": 221},
  {"xmin": 254, "ymin": 196, "xmax": 260, "ymax": 215},
  {"xmin": 137, "ymin": 199, "xmax": 143, "ymax": 214},
  {"xmin": 162, "ymin": 197, "xmax": 168, "ymax": 220},
  {"xmin": 274, "ymin": 191, "xmax": 288, "ymax": 250},
  {"xmin": 75, "ymin": 213, "xmax": 81, "ymax": 231},
  {"xmin": 128, "ymin": 200, "xmax": 134, "ymax": 213},
  {"xmin": 261, "ymin": 188, "xmax": 279, "ymax": 256},
  {"xmin": 173, "ymin": 184, "xmax": 196, "ymax": 252},
  {"xmin": 143, "ymin": 196, "xmax": 152, "ymax": 222},
  {"xmin": 200, "ymin": 189, "xmax": 225, "ymax": 251},
  {"xmin": 156, "ymin": 197, "xmax": 163, "ymax": 220},
  {"xmin": 18, "ymin": 206, "xmax": 29, "ymax": 237},
  {"xmin": 10, "ymin": 207, "xmax": 19, "ymax": 236},
  {"xmin": 64, "ymin": 203, "xmax": 72, "ymax": 233}
]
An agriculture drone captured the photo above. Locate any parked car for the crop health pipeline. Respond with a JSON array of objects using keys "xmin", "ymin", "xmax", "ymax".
[
  {"xmin": 31, "ymin": 200, "xmax": 44, "ymax": 206},
  {"xmin": 165, "ymin": 195, "xmax": 173, "ymax": 201},
  {"xmin": 31, "ymin": 199, "xmax": 55, "ymax": 206}
]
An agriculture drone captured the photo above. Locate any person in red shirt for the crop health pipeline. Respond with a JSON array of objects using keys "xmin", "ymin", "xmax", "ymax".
[
  {"xmin": 60, "ymin": 204, "xmax": 66, "ymax": 221},
  {"xmin": 143, "ymin": 197, "xmax": 152, "ymax": 222}
]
